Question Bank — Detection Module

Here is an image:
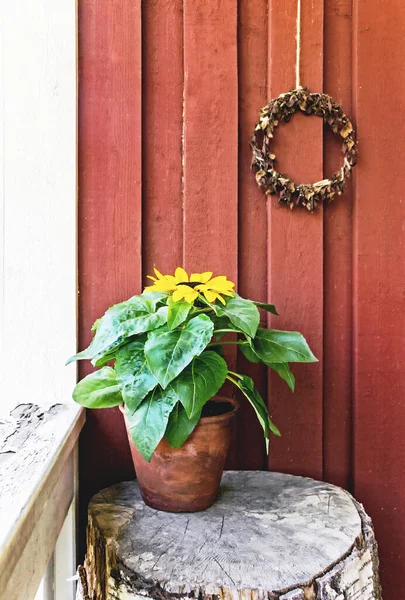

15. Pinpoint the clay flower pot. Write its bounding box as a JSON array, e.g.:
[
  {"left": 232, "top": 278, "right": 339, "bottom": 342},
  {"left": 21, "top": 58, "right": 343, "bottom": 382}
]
[{"left": 120, "top": 396, "right": 239, "bottom": 512}]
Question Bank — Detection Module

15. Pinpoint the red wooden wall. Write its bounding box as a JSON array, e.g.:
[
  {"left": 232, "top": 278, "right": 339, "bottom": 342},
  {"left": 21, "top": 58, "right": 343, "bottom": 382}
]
[{"left": 78, "top": 1, "right": 405, "bottom": 596}]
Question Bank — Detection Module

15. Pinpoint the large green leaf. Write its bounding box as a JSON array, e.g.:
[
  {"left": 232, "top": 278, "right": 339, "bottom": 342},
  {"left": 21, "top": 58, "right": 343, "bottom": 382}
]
[
  {"left": 217, "top": 295, "right": 260, "bottom": 338},
  {"left": 240, "top": 339, "right": 296, "bottom": 391},
  {"left": 236, "top": 375, "right": 280, "bottom": 439},
  {"left": 240, "top": 342, "right": 261, "bottom": 364},
  {"left": 212, "top": 314, "right": 244, "bottom": 340},
  {"left": 169, "top": 351, "right": 228, "bottom": 418},
  {"left": 144, "top": 315, "right": 214, "bottom": 389},
  {"left": 115, "top": 341, "right": 157, "bottom": 411},
  {"left": 253, "top": 301, "right": 279, "bottom": 315},
  {"left": 141, "top": 291, "right": 168, "bottom": 308},
  {"left": 109, "top": 294, "right": 159, "bottom": 315},
  {"left": 93, "top": 349, "right": 117, "bottom": 367},
  {"left": 66, "top": 299, "right": 168, "bottom": 365},
  {"left": 165, "top": 402, "right": 201, "bottom": 448},
  {"left": 252, "top": 328, "right": 318, "bottom": 363},
  {"left": 72, "top": 367, "right": 123, "bottom": 408},
  {"left": 125, "top": 386, "right": 177, "bottom": 461},
  {"left": 268, "top": 362, "right": 295, "bottom": 391},
  {"left": 167, "top": 297, "right": 192, "bottom": 330},
  {"left": 91, "top": 318, "right": 101, "bottom": 333}
]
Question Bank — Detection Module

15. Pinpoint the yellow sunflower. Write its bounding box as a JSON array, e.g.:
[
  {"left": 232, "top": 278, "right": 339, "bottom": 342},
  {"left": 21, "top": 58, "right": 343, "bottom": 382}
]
[{"left": 144, "top": 267, "right": 235, "bottom": 305}]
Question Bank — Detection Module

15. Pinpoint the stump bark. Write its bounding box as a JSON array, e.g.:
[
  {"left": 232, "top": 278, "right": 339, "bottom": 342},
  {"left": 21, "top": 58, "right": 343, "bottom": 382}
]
[{"left": 82, "top": 471, "right": 382, "bottom": 600}]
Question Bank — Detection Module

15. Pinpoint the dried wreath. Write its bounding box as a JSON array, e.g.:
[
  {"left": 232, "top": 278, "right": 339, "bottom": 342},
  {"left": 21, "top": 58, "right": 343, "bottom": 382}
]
[{"left": 251, "top": 87, "right": 358, "bottom": 212}]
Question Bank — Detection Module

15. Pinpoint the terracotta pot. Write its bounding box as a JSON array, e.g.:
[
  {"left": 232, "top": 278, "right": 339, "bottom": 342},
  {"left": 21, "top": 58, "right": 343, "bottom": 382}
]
[{"left": 120, "top": 396, "right": 239, "bottom": 512}]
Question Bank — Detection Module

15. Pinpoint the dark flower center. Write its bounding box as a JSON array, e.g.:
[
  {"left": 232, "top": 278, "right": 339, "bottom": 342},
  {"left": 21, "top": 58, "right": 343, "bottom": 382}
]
[{"left": 177, "top": 281, "right": 204, "bottom": 289}]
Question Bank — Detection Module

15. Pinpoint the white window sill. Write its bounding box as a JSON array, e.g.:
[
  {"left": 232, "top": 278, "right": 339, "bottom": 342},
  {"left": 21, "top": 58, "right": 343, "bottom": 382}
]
[{"left": 0, "top": 403, "right": 85, "bottom": 600}]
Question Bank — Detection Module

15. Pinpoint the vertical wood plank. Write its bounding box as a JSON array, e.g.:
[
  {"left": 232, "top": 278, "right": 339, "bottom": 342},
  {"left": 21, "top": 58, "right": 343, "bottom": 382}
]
[
  {"left": 142, "top": 0, "right": 183, "bottom": 278},
  {"left": 183, "top": 0, "right": 239, "bottom": 465},
  {"left": 353, "top": 0, "right": 405, "bottom": 596},
  {"left": 322, "top": 0, "right": 353, "bottom": 490},
  {"left": 183, "top": 0, "right": 238, "bottom": 279},
  {"left": 78, "top": 0, "right": 142, "bottom": 534},
  {"left": 237, "top": 0, "right": 268, "bottom": 469},
  {"left": 267, "top": 0, "right": 324, "bottom": 478}
]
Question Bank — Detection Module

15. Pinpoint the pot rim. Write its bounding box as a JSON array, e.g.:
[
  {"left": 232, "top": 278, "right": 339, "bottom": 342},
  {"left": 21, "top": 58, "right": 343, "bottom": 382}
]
[
  {"left": 119, "top": 396, "right": 239, "bottom": 423},
  {"left": 199, "top": 396, "right": 239, "bottom": 424}
]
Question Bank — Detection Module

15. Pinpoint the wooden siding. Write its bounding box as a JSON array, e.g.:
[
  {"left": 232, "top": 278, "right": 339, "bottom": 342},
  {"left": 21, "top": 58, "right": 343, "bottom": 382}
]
[{"left": 78, "top": 1, "right": 405, "bottom": 597}]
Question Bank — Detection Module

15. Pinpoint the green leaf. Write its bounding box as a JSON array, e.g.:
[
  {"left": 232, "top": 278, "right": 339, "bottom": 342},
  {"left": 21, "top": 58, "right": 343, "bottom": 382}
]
[
  {"left": 144, "top": 315, "right": 214, "bottom": 389},
  {"left": 211, "top": 344, "right": 225, "bottom": 359},
  {"left": 72, "top": 367, "right": 123, "bottom": 408},
  {"left": 252, "top": 328, "right": 318, "bottom": 363},
  {"left": 93, "top": 349, "right": 117, "bottom": 367},
  {"left": 235, "top": 375, "right": 280, "bottom": 438},
  {"left": 66, "top": 299, "right": 168, "bottom": 365},
  {"left": 91, "top": 318, "right": 101, "bottom": 333},
  {"left": 217, "top": 295, "right": 260, "bottom": 338},
  {"left": 115, "top": 341, "right": 157, "bottom": 411},
  {"left": 212, "top": 315, "right": 244, "bottom": 339},
  {"left": 169, "top": 351, "right": 228, "bottom": 418},
  {"left": 147, "top": 324, "right": 169, "bottom": 338},
  {"left": 165, "top": 402, "right": 200, "bottom": 448},
  {"left": 269, "top": 362, "right": 295, "bottom": 391},
  {"left": 240, "top": 342, "right": 261, "bottom": 364},
  {"left": 167, "top": 297, "right": 192, "bottom": 330},
  {"left": 141, "top": 291, "right": 168, "bottom": 308},
  {"left": 125, "top": 386, "right": 177, "bottom": 461},
  {"left": 240, "top": 338, "right": 296, "bottom": 391},
  {"left": 93, "top": 334, "right": 148, "bottom": 368},
  {"left": 253, "top": 302, "right": 279, "bottom": 315}
]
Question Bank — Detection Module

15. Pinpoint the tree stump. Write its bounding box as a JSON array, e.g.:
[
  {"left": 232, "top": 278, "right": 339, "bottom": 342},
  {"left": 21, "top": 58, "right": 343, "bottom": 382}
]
[{"left": 82, "top": 471, "right": 382, "bottom": 600}]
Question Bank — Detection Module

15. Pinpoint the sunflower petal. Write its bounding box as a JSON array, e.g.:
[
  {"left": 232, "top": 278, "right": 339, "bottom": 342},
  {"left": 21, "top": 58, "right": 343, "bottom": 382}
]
[
  {"left": 172, "top": 288, "right": 185, "bottom": 302},
  {"left": 146, "top": 275, "right": 157, "bottom": 282},
  {"left": 209, "top": 284, "right": 235, "bottom": 294},
  {"left": 164, "top": 275, "right": 178, "bottom": 284},
  {"left": 203, "top": 290, "right": 218, "bottom": 303},
  {"left": 190, "top": 271, "right": 213, "bottom": 283},
  {"left": 175, "top": 267, "right": 189, "bottom": 283},
  {"left": 183, "top": 290, "right": 199, "bottom": 303},
  {"left": 150, "top": 279, "right": 177, "bottom": 292},
  {"left": 205, "top": 275, "right": 228, "bottom": 286},
  {"left": 216, "top": 294, "right": 227, "bottom": 305},
  {"left": 153, "top": 268, "right": 165, "bottom": 280},
  {"left": 172, "top": 285, "right": 189, "bottom": 302},
  {"left": 212, "top": 286, "right": 235, "bottom": 298}
]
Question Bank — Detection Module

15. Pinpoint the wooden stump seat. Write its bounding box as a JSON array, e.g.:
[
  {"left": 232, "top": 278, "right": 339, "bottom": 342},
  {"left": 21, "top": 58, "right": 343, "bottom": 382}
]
[{"left": 80, "top": 471, "right": 381, "bottom": 600}]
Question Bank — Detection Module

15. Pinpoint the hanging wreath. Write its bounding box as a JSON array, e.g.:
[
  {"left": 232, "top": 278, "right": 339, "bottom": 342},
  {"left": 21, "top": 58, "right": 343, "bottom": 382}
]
[{"left": 251, "top": 87, "right": 358, "bottom": 212}]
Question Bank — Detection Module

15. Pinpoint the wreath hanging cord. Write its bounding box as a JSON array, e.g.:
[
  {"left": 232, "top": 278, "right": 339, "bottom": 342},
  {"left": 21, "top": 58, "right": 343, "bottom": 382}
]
[{"left": 251, "top": 0, "right": 357, "bottom": 212}]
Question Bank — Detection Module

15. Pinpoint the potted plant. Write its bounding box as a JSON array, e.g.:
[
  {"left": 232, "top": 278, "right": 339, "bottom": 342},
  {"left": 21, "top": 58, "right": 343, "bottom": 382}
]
[{"left": 67, "top": 268, "right": 317, "bottom": 512}]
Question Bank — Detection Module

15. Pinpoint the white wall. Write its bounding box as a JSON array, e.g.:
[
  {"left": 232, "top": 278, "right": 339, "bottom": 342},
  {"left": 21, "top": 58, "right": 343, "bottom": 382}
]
[{"left": 0, "top": 0, "right": 77, "bottom": 414}]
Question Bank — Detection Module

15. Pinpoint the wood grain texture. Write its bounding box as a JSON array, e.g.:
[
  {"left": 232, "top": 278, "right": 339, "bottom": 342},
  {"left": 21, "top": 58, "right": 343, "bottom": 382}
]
[
  {"left": 182, "top": 0, "right": 238, "bottom": 278},
  {"left": 183, "top": 0, "right": 239, "bottom": 466},
  {"left": 78, "top": 0, "right": 142, "bottom": 522},
  {"left": 82, "top": 472, "right": 381, "bottom": 599},
  {"left": 322, "top": 0, "right": 353, "bottom": 490},
  {"left": 0, "top": 404, "right": 84, "bottom": 600},
  {"left": 77, "top": 1, "right": 405, "bottom": 591},
  {"left": 4, "top": 454, "right": 74, "bottom": 600},
  {"left": 78, "top": 0, "right": 142, "bottom": 321},
  {"left": 236, "top": 0, "right": 268, "bottom": 469},
  {"left": 353, "top": 0, "right": 405, "bottom": 597},
  {"left": 142, "top": 0, "right": 183, "bottom": 278},
  {"left": 267, "top": 0, "right": 324, "bottom": 478}
]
